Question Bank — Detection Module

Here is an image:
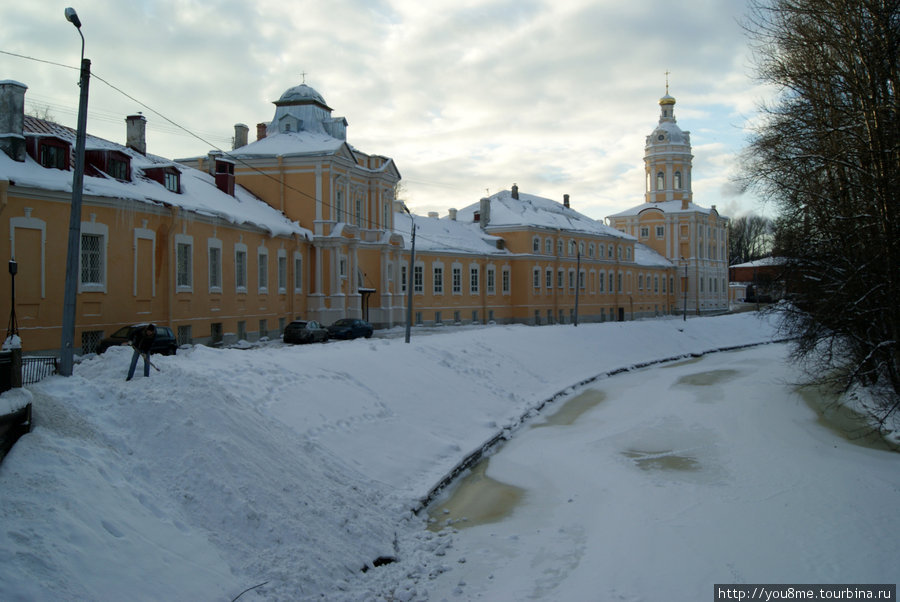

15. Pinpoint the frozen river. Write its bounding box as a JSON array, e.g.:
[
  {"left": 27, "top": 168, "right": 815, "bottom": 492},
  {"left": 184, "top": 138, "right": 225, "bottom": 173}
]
[{"left": 424, "top": 343, "right": 900, "bottom": 600}]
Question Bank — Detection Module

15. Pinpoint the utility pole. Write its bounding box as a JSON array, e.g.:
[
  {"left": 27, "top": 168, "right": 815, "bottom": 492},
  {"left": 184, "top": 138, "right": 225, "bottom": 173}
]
[
  {"left": 403, "top": 207, "right": 415, "bottom": 344},
  {"left": 60, "top": 7, "right": 90, "bottom": 376}
]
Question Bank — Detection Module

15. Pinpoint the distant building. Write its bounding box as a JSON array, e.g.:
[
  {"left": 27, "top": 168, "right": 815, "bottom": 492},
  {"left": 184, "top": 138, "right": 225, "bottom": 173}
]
[{"left": 607, "top": 90, "right": 729, "bottom": 315}]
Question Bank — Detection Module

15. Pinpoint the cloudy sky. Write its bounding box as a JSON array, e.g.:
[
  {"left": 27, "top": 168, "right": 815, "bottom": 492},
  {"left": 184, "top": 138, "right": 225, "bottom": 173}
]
[{"left": 1, "top": 0, "right": 772, "bottom": 221}]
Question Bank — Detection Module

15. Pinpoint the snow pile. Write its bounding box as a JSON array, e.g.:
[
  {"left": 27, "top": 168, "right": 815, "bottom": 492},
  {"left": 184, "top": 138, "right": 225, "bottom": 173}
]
[{"left": 1, "top": 314, "right": 789, "bottom": 599}]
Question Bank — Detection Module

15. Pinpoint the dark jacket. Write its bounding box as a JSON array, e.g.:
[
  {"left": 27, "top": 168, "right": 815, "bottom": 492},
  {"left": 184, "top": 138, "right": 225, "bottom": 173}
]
[{"left": 131, "top": 326, "right": 156, "bottom": 354}]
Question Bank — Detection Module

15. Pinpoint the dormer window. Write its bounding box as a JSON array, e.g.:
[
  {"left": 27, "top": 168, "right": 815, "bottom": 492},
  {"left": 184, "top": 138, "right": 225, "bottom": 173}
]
[
  {"left": 85, "top": 149, "right": 131, "bottom": 181},
  {"left": 26, "top": 135, "right": 71, "bottom": 170},
  {"left": 40, "top": 143, "right": 68, "bottom": 169},
  {"left": 142, "top": 165, "right": 181, "bottom": 194}
]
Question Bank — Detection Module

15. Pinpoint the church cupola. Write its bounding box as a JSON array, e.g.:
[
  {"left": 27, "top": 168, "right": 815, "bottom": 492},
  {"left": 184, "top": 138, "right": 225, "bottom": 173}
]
[
  {"left": 644, "top": 83, "right": 693, "bottom": 205},
  {"left": 267, "top": 82, "right": 348, "bottom": 140}
]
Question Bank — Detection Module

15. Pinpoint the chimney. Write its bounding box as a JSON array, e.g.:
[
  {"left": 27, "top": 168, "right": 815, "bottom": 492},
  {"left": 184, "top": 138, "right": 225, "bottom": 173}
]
[
  {"left": 125, "top": 113, "right": 147, "bottom": 155},
  {"left": 428, "top": 211, "right": 439, "bottom": 218},
  {"left": 563, "top": 194, "right": 570, "bottom": 208},
  {"left": 448, "top": 208, "right": 457, "bottom": 221},
  {"left": 233, "top": 123, "right": 249, "bottom": 149},
  {"left": 0, "top": 80, "right": 28, "bottom": 162},
  {"left": 478, "top": 197, "right": 491, "bottom": 229},
  {"left": 256, "top": 122, "right": 268, "bottom": 141},
  {"left": 681, "top": 198, "right": 689, "bottom": 210},
  {"left": 511, "top": 183, "right": 519, "bottom": 199},
  {"left": 207, "top": 151, "right": 220, "bottom": 176},
  {"left": 393, "top": 200, "right": 406, "bottom": 214}
]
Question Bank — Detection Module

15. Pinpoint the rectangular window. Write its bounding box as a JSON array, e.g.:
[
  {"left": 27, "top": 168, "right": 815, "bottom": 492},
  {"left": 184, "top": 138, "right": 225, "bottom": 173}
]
[
  {"left": 599, "top": 271, "right": 605, "bottom": 293},
  {"left": 81, "top": 330, "right": 102, "bottom": 355},
  {"left": 486, "top": 267, "right": 496, "bottom": 294},
  {"left": 502, "top": 268, "right": 510, "bottom": 294},
  {"left": 435, "top": 311, "right": 442, "bottom": 324},
  {"left": 579, "top": 271, "right": 585, "bottom": 289},
  {"left": 277, "top": 253, "right": 287, "bottom": 293},
  {"left": 177, "top": 325, "right": 192, "bottom": 346},
  {"left": 656, "top": 226, "right": 665, "bottom": 238},
  {"left": 80, "top": 233, "right": 103, "bottom": 285},
  {"left": 237, "top": 320, "right": 246, "bottom": 341},
  {"left": 568, "top": 270, "right": 575, "bottom": 289},
  {"left": 640, "top": 226, "right": 649, "bottom": 238},
  {"left": 209, "top": 246, "right": 222, "bottom": 290},
  {"left": 546, "top": 268, "right": 553, "bottom": 289},
  {"left": 211, "top": 322, "right": 223, "bottom": 345},
  {"left": 39, "top": 143, "right": 68, "bottom": 170},
  {"left": 557, "top": 269, "right": 564, "bottom": 289},
  {"left": 433, "top": 266, "right": 444, "bottom": 294},
  {"left": 413, "top": 265, "right": 423, "bottom": 293},
  {"left": 401, "top": 265, "right": 407, "bottom": 293},
  {"left": 470, "top": 266, "right": 479, "bottom": 294},
  {"left": 109, "top": 158, "right": 128, "bottom": 180},
  {"left": 176, "top": 242, "right": 192, "bottom": 289},
  {"left": 258, "top": 251, "right": 268, "bottom": 293},
  {"left": 472, "top": 310, "right": 478, "bottom": 323},
  {"left": 415, "top": 311, "right": 423, "bottom": 325},
  {"left": 293, "top": 254, "right": 303, "bottom": 292},
  {"left": 533, "top": 268, "right": 541, "bottom": 289},
  {"left": 235, "top": 249, "right": 248, "bottom": 290},
  {"left": 164, "top": 171, "right": 180, "bottom": 193},
  {"left": 452, "top": 266, "right": 462, "bottom": 293}
]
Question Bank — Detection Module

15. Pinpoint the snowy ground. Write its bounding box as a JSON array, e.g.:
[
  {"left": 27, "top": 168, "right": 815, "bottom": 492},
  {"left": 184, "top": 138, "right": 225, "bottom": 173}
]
[{"left": 0, "top": 313, "right": 896, "bottom": 600}]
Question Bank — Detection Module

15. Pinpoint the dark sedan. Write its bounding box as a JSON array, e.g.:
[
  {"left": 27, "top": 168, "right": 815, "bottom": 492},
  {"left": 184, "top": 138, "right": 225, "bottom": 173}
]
[
  {"left": 96, "top": 324, "right": 178, "bottom": 355},
  {"left": 327, "top": 318, "right": 374, "bottom": 340},
  {"left": 283, "top": 320, "right": 329, "bottom": 344}
]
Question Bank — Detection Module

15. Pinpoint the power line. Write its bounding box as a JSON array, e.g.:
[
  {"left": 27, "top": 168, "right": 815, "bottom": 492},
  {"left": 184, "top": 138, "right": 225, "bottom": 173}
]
[{"left": 3, "top": 47, "right": 499, "bottom": 257}]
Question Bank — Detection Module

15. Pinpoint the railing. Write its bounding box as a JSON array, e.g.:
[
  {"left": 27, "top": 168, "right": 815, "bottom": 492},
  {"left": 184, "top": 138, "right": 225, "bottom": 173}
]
[{"left": 22, "top": 356, "right": 58, "bottom": 385}]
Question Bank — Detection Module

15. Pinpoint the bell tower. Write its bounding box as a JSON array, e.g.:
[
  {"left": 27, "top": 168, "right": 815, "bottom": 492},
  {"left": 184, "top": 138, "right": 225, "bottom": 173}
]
[{"left": 643, "top": 83, "right": 693, "bottom": 206}]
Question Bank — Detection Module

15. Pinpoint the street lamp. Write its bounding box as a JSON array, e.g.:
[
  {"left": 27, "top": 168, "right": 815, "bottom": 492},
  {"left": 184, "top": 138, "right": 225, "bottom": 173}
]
[
  {"left": 59, "top": 7, "right": 91, "bottom": 376},
  {"left": 402, "top": 205, "right": 416, "bottom": 344}
]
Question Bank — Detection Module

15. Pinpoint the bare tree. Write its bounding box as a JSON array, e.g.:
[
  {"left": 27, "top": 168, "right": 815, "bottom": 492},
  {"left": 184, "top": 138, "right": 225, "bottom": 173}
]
[
  {"left": 742, "top": 0, "right": 900, "bottom": 424},
  {"left": 728, "top": 214, "right": 774, "bottom": 265}
]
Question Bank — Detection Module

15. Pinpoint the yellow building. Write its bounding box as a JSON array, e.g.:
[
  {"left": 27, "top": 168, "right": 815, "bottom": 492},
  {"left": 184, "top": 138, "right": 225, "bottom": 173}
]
[
  {"left": 396, "top": 185, "right": 677, "bottom": 326},
  {"left": 607, "top": 90, "right": 729, "bottom": 314},
  {"left": 1, "top": 80, "right": 313, "bottom": 354},
  {"left": 1, "top": 78, "right": 722, "bottom": 359},
  {"left": 178, "top": 83, "right": 405, "bottom": 328}
]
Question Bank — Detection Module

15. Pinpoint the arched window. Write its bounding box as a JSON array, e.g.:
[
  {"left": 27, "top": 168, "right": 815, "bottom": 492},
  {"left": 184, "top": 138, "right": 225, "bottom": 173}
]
[
  {"left": 657, "top": 172, "right": 665, "bottom": 190},
  {"left": 674, "top": 171, "right": 682, "bottom": 189}
]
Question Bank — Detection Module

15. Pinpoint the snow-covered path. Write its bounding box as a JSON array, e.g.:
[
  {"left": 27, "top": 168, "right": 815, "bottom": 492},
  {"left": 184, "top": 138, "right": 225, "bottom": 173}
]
[
  {"left": 1, "top": 313, "right": 896, "bottom": 600},
  {"left": 423, "top": 344, "right": 900, "bottom": 600}
]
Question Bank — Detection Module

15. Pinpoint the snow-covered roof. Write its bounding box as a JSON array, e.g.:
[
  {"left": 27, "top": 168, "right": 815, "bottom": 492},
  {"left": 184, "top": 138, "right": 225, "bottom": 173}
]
[
  {"left": 634, "top": 243, "right": 673, "bottom": 268},
  {"left": 456, "top": 190, "right": 633, "bottom": 240},
  {"left": 394, "top": 211, "right": 508, "bottom": 255},
  {"left": 225, "top": 130, "right": 347, "bottom": 158},
  {"left": 608, "top": 200, "right": 720, "bottom": 218},
  {"left": 730, "top": 257, "right": 787, "bottom": 269},
  {"left": 2, "top": 117, "right": 311, "bottom": 239}
]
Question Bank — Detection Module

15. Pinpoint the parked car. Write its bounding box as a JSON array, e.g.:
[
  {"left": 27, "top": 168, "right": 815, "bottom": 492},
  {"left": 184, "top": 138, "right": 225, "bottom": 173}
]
[
  {"left": 96, "top": 324, "right": 178, "bottom": 355},
  {"left": 283, "top": 320, "right": 329, "bottom": 344},
  {"left": 327, "top": 318, "right": 374, "bottom": 340}
]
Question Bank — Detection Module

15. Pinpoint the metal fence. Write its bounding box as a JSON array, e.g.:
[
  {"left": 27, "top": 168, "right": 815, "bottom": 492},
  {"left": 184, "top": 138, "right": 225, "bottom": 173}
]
[{"left": 22, "top": 356, "right": 58, "bottom": 385}]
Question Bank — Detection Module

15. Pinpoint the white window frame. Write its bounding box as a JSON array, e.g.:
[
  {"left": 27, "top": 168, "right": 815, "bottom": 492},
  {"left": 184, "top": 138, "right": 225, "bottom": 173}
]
[
  {"left": 469, "top": 264, "right": 479, "bottom": 295},
  {"left": 293, "top": 252, "right": 303, "bottom": 293},
  {"left": 452, "top": 264, "right": 462, "bottom": 295},
  {"left": 79, "top": 221, "right": 108, "bottom": 293},
  {"left": 277, "top": 249, "right": 287, "bottom": 294},
  {"left": 486, "top": 265, "right": 496, "bottom": 295},
  {"left": 208, "top": 238, "right": 222, "bottom": 293},
  {"left": 257, "top": 246, "right": 269, "bottom": 294},
  {"left": 235, "top": 243, "right": 248, "bottom": 293},
  {"left": 433, "top": 263, "right": 444, "bottom": 295}
]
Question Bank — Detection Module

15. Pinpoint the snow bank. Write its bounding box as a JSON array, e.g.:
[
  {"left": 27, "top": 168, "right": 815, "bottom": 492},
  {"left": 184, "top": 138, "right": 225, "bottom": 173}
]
[{"left": 0, "top": 313, "right": 782, "bottom": 600}]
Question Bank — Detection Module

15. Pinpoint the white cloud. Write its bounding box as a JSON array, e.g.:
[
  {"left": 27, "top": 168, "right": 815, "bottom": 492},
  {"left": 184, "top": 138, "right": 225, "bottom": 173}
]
[{"left": 1, "top": 0, "right": 773, "bottom": 222}]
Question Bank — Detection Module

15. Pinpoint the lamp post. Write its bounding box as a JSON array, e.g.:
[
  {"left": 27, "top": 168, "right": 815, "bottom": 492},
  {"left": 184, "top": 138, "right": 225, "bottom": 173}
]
[
  {"left": 6, "top": 259, "right": 17, "bottom": 340},
  {"left": 59, "top": 7, "right": 91, "bottom": 376},
  {"left": 402, "top": 206, "right": 416, "bottom": 344}
]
